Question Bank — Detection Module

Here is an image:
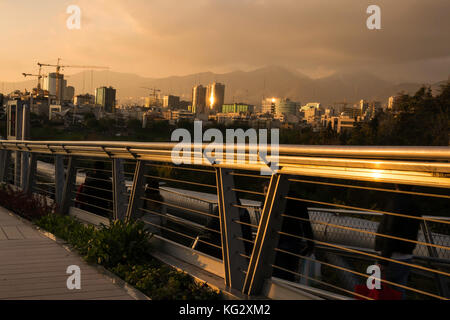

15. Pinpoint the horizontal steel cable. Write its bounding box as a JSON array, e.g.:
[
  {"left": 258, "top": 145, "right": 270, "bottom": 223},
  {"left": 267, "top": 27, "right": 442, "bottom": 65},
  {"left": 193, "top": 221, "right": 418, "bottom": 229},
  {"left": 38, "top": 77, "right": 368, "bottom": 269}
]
[
  {"left": 141, "top": 219, "right": 222, "bottom": 250},
  {"left": 144, "top": 174, "right": 217, "bottom": 189},
  {"left": 75, "top": 184, "right": 112, "bottom": 194},
  {"left": 273, "top": 247, "right": 447, "bottom": 300},
  {"left": 270, "top": 264, "right": 373, "bottom": 300},
  {"left": 145, "top": 163, "right": 215, "bottom": 174},
  {"left": 229, "top": 172, "right": 271, "bottom": 179},
  {"left": 71, "top": 190, "right": 113, "bottom": 203},
  {"left": 140, "top": 196, "right": 219, "bottom": 219},
  {"left": 71, "top": 199, "right": 113, "bottom": 213},
  {"left": 276, "top": 230, "right": 450, "bottom": 278},
  {"left": 285, "top": 196, "right": 450, "bottom": 226},
  {"left": 281, "top": 213, "right": 450, "bottom": 252},
  {"left": 138, "top": 207, "right": 221, "bottom": 234},
  {"left": 32, "top": 186, "right": 55, "bottom": 195},
  {"left": 232, "top": 188, "right": 266, "bottom": 196},
  {"left": 233, "top": 219, "right": 259, "bottom": 229},
  {"left": 289, "top": 178, "right": 450, "bottom": 200}
]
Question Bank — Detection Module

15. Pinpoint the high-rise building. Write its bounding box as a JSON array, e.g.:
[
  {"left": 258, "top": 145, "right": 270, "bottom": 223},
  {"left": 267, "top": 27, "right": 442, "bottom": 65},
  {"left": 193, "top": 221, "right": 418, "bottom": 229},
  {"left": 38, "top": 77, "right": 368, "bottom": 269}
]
[
  {"left": 206, "top": 82, "right": 225, "bottom": 113},
  {"left": 359, "top": 100, "right": 369, "bottom": 114},
  {"left": 192, "top": 85, "right": 207, "bottom": 114},
  {"left": 388, "top": 96, "right": 401, "bottom": 110},
  {"left": 276, "top": 99, "right": 299, "bottom": 115},
  {"left": 261, "top": 98, "right": 279, "bottom": 114},
  {"left": 163, "top": 95, "right": 180, "bottom": 109},
  {"left": 43, "top": 72, "right": 66, "bottom": 102},
  {"left": 95, "top": 86, "right": 116, "bottom": 113}
]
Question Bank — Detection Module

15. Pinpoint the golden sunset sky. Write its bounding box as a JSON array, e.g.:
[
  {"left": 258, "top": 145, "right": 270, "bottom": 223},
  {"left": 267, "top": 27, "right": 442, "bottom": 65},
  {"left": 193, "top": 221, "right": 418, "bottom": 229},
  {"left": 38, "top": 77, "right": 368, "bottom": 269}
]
[{"left": 0, "top": 0, "right": 449, "bottom": 82}]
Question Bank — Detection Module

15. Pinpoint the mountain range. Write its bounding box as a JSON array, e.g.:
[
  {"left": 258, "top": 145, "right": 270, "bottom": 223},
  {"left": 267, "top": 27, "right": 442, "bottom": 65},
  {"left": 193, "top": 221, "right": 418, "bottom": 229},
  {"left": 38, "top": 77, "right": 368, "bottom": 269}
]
[{"left": 1, "top": 66, "right": 444, "bottom": 106}]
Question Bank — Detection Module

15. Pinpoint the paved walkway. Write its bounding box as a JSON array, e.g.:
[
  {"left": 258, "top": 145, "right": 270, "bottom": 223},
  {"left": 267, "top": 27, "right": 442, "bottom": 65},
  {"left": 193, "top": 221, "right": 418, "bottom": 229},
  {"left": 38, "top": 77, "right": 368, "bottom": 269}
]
[{"left": 0, "top": 207, "right": 139, "bottom": 300}]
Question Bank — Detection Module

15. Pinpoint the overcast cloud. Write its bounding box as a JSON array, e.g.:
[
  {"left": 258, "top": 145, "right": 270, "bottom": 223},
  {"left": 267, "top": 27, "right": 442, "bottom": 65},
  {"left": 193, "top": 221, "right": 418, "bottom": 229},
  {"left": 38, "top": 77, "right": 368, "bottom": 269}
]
[{"left": 0, "top": 0, "right": 449, "bottom": 82}]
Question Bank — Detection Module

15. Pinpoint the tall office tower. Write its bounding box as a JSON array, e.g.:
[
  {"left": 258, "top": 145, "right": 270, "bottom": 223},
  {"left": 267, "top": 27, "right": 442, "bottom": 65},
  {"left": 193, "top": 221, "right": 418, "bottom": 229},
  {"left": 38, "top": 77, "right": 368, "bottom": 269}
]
[
  {"left": 388, "top": 96, "right": 401, "bottom": 110},
  {"left": 43, "top": 72, "right": 66, "bottom": 102},
  {"left": 359, "top": 99, "right": 369, "bottom": 115},
  {"left": 205, "top": 82, "right": 225, "bottom": 113},
  {"left": 163, "top": 95, "right": 180, "bottom": 109},
  {"left": 95, "top": 86, "right": 116, "bottom": 113},
  {"left": 192, "top": 85, "right": 207, "bottom": 114}
]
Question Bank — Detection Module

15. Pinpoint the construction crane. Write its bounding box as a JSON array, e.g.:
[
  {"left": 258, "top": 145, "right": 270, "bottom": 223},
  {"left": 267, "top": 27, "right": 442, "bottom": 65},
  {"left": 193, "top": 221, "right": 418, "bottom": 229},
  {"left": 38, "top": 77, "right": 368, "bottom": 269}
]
[
  {"left": 22, "top": 64, "right": 46, "bottom": 90},
  {"left": 141, "top": 87, "right": 161, "bottom": 107},
  {"left": 22, "top": 73, "right": 47, "bottom": 91},
  {"left": 37, "top": 58, "right": 110, "bottom": 103}
]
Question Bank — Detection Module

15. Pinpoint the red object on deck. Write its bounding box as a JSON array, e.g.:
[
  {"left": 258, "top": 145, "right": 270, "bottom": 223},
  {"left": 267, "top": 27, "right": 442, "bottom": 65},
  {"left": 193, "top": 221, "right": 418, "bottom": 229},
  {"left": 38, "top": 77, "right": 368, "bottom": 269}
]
[{"left": 354, "top": 284, "right": 403, "bottom": 300}]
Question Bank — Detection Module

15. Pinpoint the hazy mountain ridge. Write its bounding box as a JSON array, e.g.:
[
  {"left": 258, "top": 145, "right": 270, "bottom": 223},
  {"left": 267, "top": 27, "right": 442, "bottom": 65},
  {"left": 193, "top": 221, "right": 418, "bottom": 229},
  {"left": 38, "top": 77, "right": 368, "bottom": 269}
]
[{"left": 1, "top": 66, "right": 440, "bottom": 106}]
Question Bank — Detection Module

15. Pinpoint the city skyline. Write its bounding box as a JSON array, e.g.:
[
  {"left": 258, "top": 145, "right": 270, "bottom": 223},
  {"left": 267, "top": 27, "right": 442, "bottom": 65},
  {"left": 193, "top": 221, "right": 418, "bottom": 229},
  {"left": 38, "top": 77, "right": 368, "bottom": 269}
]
[{"left": 0, "top": 0, "right": 449, "bottom": 83}]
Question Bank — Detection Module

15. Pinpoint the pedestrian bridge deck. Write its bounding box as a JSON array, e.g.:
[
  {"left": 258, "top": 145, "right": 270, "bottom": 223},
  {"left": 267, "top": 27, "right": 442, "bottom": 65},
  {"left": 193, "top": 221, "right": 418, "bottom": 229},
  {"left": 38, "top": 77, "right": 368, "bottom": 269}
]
[{"left": 0, "top": 206, "right": 138, "bottom": 300}]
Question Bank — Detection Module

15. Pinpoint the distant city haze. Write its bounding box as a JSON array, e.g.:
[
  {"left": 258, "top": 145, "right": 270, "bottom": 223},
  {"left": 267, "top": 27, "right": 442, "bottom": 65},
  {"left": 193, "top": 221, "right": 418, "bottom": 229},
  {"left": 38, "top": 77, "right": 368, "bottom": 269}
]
[{"left": 0, "top": 0, "right": 449, "bottom": 85}]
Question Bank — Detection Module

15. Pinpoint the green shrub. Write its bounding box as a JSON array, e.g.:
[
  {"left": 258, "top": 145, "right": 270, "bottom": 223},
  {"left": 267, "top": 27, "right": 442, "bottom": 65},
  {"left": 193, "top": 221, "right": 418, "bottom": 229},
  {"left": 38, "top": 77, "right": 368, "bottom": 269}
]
[
  {"left": 112, "top": 264, "right": 221, "bottom": 300},
  {"left": 84, "top": 220, "right": 153, "bottom": 268},
  {"left": 35, "top": 214, "right": 221, "bottom": 300},
  {"left": 36, "top": 214, "right": 95, "bottom": 255}
]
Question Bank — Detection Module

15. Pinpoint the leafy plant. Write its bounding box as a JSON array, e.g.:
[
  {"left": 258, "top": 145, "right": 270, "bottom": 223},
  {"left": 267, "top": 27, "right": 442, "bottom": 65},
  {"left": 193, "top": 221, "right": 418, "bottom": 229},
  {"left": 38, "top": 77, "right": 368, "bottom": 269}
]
[
  {"left": 84, "top": 220, "right": 153, "bottom": 268},
  {"left": 112, "top": 264, "right": 221, "bottom": 300},
  {"left": 36, "top": 214, "right": 95, "bottom": 255},
  {"left": 34, "top": 214, "right": 221, "bottom": 300}
]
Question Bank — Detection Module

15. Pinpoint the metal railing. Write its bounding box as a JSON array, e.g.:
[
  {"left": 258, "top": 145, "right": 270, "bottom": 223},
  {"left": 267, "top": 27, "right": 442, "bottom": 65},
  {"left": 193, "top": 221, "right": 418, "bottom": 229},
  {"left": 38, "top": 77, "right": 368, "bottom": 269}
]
[{"left": 0, "top": 140, "right": 449, "bottom": 300}]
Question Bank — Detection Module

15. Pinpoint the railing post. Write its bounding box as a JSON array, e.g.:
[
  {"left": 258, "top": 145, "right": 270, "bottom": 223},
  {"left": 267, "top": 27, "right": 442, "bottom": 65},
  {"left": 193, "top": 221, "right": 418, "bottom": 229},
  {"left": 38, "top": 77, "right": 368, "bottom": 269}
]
[
  {"left": 126, "top": 160, "right": 147, "bottom": 221},
  {"left": 21, "top": 152, "right": 30, "bottom": 189},
  {"left": 60, "top": 156, "right": 77, "bottom": 215},
  {"left": 216, "top": 168, "right": 248, "bottom": 291},
  {"left": 113, "top": 158, "right": 128, "bottom": 221},
  {"left": 24, "top": 153, "right": 37, "bottom": 195},
  {"left": 421, "top": 221, "right": 450, "bottom": 298},
  {"left": 242, "top": 173, "right": 290, "bottom": 296},
  {"left": 14, "top": 151, "right": 21, "bottom": 186},
  {"left": 54, "top": 155, "right": 65, "bottom": 208},
  {"left": 0, "top": 150, "right": 11, "bottom": 183}
]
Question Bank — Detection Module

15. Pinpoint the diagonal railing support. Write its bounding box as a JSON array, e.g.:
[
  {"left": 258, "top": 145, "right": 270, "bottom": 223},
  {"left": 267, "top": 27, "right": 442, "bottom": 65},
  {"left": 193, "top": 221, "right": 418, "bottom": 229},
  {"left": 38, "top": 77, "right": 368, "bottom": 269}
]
[
  {"left": 126, "top": 160, "right": 147, "bottom": 222},
  {"left": 23, "top": 153, "right": 37, "bottom": 195},
  {"left": 421, "top": 221, "right": 450, "bottom": 298},
  {"left": 216, "top": 168, "right": 248, "bottom": 291},
  {"left": 60, "top": 156, "right": 78, "bottom": 215},
  {"left": 242, "top": 173, "right": 290, "bottom": 296}
]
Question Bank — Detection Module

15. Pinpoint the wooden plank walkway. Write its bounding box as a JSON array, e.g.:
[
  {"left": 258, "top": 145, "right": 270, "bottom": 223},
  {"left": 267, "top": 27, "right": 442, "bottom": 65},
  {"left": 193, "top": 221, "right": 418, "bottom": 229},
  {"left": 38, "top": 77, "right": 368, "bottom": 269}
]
[{"left": 0, "top": 207, "right": 140, "bottom": 300}]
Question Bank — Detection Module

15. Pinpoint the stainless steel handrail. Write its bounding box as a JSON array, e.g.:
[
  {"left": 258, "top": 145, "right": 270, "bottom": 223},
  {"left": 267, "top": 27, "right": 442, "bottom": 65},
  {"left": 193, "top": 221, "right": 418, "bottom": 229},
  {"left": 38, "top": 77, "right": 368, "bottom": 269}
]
[
  {"left": 1, "top": 140, "right": 449, "bottom": 160},
  {"left": 1, "top": 141, "right": 449, "bottom": 187}
]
